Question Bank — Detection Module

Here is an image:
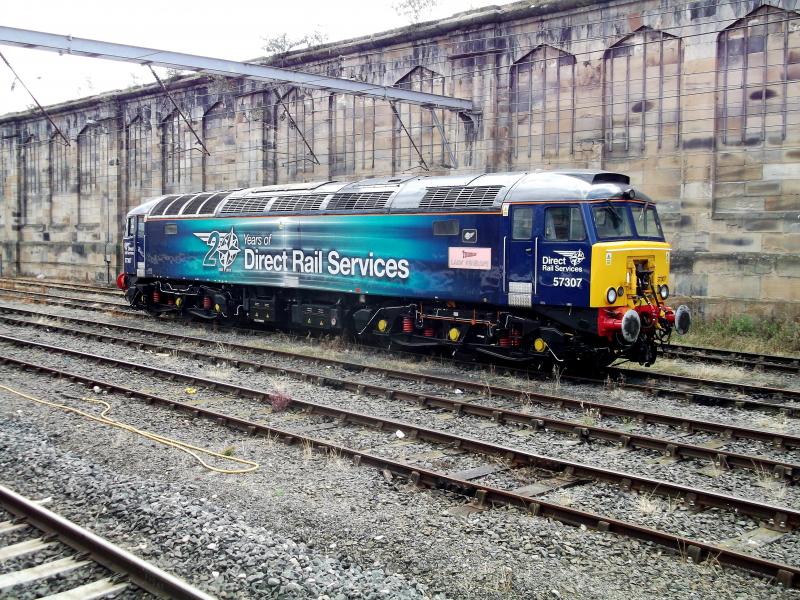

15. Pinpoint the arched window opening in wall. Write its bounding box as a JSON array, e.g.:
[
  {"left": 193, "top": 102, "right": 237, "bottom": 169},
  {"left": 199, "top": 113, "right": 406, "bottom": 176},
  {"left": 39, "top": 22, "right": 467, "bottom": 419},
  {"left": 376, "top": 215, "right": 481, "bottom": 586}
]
[
  {"left": 603, "top": 27, "right": 681, "bottom": 156},
  {"left": 331, "top": 94, "right": 377, "bottom": 176},
  {"left": 717, "top": 5, "right": 800, "bottom": 146},
  {"left": 77, "top": 123, "right": 109, "bottom": 224},
  {"left": 275, "top": 88, "right": 317, "bottom": 182},
  {"left": 160, "top": 110, "right": 194, "bottom": 194},
  {"left": 393, "top": 67, "right": 452, "bottom": 173},
  {"left": 22, "top": 134, "right": 41, "bottom": 225},
  {"left": 510, "top": 45, "right": 576, "bottom": 162},
  {"left": 203, "top": 101, "right": 236, "bottom": 188},
  {"left": 127, "top": 116, "right": 152, "bottom": 195},
  {"left": 714, "top": 5, "right": 800, "bottom": 215},
  {"left": 50, "top": 133, "right": 69, "bottom": 194}
]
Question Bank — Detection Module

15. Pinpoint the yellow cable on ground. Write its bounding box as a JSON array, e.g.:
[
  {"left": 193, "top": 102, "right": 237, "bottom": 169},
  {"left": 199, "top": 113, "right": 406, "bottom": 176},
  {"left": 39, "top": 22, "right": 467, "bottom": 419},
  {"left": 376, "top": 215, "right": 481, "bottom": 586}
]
[{"left": 0, "top": 383, "right": 259, "bottom": 474}]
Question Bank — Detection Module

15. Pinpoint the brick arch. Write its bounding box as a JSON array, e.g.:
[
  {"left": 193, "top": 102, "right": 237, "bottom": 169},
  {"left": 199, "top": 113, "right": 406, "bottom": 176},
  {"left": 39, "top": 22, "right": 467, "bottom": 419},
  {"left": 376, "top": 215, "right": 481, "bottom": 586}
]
[
  {"left": 202, "top": 101, "right": 237, "bottom": 188},
  {"left": 602, "top": 26, "right": 682, "bottom": 157},
  {"left": 392, "top": 67, "right": 452, "bottom": 173},
  {"left": 509, "top": 44, "right": 576, "bottom": 164},
  {"left": 21, "top": 133, "right": 42, "bottom": 225},
  {"left": 713, "top": 4, "right": 800, "bottom": 215},
  {"left": 126, "top": 114, "right": 153, "bottom": 199},
  {"left": 159, "top": 110, "right": 195, "bottom": 194},
  {"left": 274, "top": 87, "right": 318, "bottom": 183}
]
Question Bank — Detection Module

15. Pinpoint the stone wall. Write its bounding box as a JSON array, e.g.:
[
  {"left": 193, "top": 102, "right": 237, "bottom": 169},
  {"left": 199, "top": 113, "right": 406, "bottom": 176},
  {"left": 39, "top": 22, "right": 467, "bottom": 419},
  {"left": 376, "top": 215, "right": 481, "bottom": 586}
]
[{"left": 0, "top": 0, "right": 798, "bottom": 317}]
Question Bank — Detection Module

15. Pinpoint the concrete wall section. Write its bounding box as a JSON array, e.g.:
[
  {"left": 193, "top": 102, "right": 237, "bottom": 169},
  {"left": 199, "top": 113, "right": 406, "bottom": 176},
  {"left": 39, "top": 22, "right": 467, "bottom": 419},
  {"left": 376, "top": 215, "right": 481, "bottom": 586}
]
[{"left": 0, "top": 0, "right": 798, "bottom": 316}]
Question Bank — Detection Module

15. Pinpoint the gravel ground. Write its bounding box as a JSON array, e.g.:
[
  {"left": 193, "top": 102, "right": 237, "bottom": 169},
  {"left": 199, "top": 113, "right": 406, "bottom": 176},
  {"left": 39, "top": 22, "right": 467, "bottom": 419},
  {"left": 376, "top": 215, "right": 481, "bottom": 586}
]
[
  {"left": 3, "top": 299, "right": 797, "bottom": 435},
  {"left": 0, "top": 320, "right": 797, "bottom": 515},
  {"left": 0, "top": 510, "right": 152, "bottom": 599},
  {"left": 1, "top": 370, "right": 798, "bottom": 599},
  {"left": 2, "top": 299, "right": 800, "bottom": 597}
]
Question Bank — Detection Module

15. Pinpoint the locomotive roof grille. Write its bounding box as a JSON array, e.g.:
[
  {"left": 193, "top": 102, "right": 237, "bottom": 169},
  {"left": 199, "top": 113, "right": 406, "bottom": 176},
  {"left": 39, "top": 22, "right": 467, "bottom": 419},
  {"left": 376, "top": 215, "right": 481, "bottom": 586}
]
[
  {"left": 181, "top": 192, "right": 214, "bottom": 215},
  {"left": 420, "top": 185, "right": 503, "bottom": 210},
  {"left": 269, "top": 194, "right": 327, "bottom": 212},
  {"left": 149, "top": 195, "right": 180, "bottom": 216},
  {"left": 164, "top": 193, "right": 199, "bottom": 216},
  {"left": 326, "top": 191, "right": 393, "bottom": 211},
  {"left": 220, "top": 196, "right": 272, "bottom": 215},
  {"left": 199, "top": 191, "right": 235, "bottom": 215}
]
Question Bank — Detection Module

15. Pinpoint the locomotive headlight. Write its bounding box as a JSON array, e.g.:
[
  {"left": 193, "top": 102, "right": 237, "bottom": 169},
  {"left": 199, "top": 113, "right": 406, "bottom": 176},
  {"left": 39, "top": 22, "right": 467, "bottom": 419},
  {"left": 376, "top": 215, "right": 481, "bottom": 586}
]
[
  {"left": 617, "top": 286, "right": 624, "bottom": 298},
  {"left": 606, "top": 287, "right": 617, "bottom": 304},
  {"left": 659, "top": 284, "right": 669, "bottom": 300}
]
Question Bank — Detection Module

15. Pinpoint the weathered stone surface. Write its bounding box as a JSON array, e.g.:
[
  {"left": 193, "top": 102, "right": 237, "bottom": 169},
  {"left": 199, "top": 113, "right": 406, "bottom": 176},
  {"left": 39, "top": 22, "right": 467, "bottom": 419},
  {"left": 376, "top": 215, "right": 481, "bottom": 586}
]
[{"left": 0, "top": 0, "right": 798, "bottom": 315}]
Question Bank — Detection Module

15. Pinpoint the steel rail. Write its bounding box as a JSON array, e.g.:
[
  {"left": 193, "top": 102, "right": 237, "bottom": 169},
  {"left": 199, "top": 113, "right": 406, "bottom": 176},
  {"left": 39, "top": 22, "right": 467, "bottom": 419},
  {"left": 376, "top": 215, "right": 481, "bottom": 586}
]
[
  {"left": 607, "top": 367, "right": 800, "bottom": 404},
  {"left": 0, "top": 288, "right": 132, "bottom": 313},
  {"left": 0, "top": 277, "right": 120, "bottom": 297},
  {"left": 0, "top": 484, "right": 215, "bottom": 599},
  {"left": 1, "top": 284, "right": 798, "bottom": 408},
  {"left": 662, "top": 345, "right": 800, "bottom": 375},
  {"left": 0, "top": 309, "right": 798, "bottom": 479},
  {"left": 0, "top": 334, "right": 797, "bottom": 530},
  {"left": 4, "top": 279, "right": 798, "bottom": 375},
  {"left": 0, "top": 353, "right": 797, "bottom": 588}
]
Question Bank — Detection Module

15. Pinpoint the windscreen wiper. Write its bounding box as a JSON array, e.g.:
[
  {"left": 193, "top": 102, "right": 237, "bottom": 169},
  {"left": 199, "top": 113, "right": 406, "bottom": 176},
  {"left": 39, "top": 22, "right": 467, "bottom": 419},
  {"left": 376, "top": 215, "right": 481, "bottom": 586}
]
[{"left": 604, "top": 199, "right": 622, "bottom": 224}]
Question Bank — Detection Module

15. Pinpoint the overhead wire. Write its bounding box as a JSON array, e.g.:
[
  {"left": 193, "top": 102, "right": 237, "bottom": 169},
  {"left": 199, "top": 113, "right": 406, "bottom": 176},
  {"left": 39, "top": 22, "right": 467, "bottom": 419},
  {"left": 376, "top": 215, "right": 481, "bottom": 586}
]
[{"left": 3, "top": 6, "right": 800, "bottom": 197}]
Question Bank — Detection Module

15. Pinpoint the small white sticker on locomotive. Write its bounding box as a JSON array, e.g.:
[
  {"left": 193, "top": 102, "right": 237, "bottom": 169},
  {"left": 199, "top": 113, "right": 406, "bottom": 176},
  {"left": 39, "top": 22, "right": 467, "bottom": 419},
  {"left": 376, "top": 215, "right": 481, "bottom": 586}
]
[
  {"left": 448, "top": 247, "right": 491, "bottom": 270},
  {"left": 606, "top": 252, "right": 612, "bottom": 266}
]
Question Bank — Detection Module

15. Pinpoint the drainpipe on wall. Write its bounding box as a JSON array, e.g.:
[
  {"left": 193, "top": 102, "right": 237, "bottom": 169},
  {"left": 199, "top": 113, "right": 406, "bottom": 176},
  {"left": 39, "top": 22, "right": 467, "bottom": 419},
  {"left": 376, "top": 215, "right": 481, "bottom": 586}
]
[{"left": 13, "top": 122, "right": 22, "bottom": 275}]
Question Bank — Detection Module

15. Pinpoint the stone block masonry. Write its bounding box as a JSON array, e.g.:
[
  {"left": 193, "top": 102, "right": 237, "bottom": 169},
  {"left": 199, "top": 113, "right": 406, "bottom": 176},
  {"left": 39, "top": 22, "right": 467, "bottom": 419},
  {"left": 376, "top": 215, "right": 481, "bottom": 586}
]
[{"left": 0, "top": 0, "right": 799, "bottom": 318}]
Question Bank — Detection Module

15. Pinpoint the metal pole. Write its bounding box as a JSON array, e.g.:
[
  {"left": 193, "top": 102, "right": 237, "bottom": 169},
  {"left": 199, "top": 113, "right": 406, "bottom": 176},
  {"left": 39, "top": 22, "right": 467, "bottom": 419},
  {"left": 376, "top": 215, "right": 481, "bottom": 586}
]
[{"left": 0, "top": 26, "right": 474, "bottom": 113}]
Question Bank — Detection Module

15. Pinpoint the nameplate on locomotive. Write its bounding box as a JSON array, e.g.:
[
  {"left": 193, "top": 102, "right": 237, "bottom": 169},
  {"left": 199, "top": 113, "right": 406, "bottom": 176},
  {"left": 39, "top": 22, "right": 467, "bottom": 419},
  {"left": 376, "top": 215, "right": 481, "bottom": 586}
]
[{"left": 448, "top": 247, "right": 491, "bottom": 270}]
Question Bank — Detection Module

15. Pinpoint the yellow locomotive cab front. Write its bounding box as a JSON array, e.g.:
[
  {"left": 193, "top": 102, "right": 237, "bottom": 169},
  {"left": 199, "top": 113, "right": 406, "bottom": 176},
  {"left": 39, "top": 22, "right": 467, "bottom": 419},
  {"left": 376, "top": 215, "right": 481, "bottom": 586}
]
[{"left": 589, "top": 240, "right": 671, "bottom": 308}]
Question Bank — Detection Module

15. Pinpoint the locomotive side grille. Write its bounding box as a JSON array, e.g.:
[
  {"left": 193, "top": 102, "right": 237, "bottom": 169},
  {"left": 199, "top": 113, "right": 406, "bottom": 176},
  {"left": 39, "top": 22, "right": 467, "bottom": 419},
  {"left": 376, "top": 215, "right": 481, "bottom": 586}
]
[
  {"left": 164, "top": 193, "right": 199, "bottom": 216},
  {"left": 326, "top": 191, "right": 393, "bottom": 211},
  {"left": 181, "top": 193, "right": 214, "bottom": 215},
  {"left": 219, "top": 196, "right": 271, "bottom": 215},
  {"left": 149, "top": 195, "right": 180, "bottom": 216},
  {"left": 269, "top": 194, "right": 326, "bottom": 212},
  {"left": 419, "top": 186, "right": 503, "bottom": 210}
]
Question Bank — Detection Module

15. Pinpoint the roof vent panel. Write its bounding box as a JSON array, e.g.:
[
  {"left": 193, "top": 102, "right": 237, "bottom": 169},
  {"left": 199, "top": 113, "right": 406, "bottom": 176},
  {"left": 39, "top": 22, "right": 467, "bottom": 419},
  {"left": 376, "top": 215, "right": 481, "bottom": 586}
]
[
  {"left": 219, "top": 196, "right": 272, "bottom": 215},
  {"left": 326, "top": 191, "right": 393, "bottom": 211},
  {"left": 164, "top": 193, "right": 199, "bottom": 216},
  {"left": 149, "top": 195, "right": 180, "bottom": 216},
  {"left": 269, "top": 194, "right": 327, "bottom": 212},
  {"left": 181, "top": 193, "right": 214, "bottom": 215},
  {"left": 419, "top": 186, "right": 503, "bottom": 210}
]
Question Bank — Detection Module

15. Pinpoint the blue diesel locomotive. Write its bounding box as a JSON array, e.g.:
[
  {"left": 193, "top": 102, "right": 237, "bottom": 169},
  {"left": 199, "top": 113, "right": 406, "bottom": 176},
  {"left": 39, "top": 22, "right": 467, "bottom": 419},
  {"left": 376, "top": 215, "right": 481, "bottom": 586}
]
[{"left": 118, "top": 170, "right": 690, "bottom": 369}]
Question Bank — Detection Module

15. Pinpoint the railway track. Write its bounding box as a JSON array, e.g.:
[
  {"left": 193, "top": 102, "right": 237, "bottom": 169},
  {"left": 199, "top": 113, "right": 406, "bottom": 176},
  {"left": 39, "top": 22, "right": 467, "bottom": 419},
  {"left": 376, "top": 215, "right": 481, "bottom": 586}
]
[
  {"left": 0, "top": 306, "right": 797, "bottom": 480},
  {"left": 3, "top": 276, "right": 798, "bottom": 375},
  {"left": 1, "top": 299, "right": 797, "bottom": 425},
  {"left": 0, "top": 276, "right": 119, "bottom": 297},
  {"left": 1, "top": 343, "right": 798, "bottom": 588},
  {"left": 660, "top": 345, "right": 800, "bottom": 375},
  {"left": 0, "top": 483, "right": 214, "bottom": 599},
  {"left": 0, "top": 283, "right": 797, "bottom": 409}
]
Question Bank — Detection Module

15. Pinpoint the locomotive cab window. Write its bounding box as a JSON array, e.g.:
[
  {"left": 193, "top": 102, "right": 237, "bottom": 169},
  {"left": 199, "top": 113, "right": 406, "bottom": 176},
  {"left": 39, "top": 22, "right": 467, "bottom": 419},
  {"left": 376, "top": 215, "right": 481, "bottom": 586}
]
[
  {"left": 544, "top": 206, "right": 586, "bottom": 241},
  {"left": 126, "top": 217, "right": 134, "bottom": 237},
  {"left": 512, "top": 206, "right": 533, "bottom": 240},
  {"left": 433, "top": 219, "right": 459, "bottom": 236},
  {"left": 634, "top": 205, "right": 664, "bottom": 239},
  {"left": 136, "top": 217, "right": 145, "bottom": 236},
  {"left": 592, "top": 204, "right": 633, "bottom": 239}
]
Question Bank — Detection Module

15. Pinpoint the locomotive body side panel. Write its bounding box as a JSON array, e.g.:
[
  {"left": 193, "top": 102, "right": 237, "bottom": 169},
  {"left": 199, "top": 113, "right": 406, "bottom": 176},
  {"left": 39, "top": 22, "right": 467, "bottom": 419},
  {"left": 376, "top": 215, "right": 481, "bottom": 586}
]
[{"left": 143, "top": 212, "right": 506, "bottom": 305}]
